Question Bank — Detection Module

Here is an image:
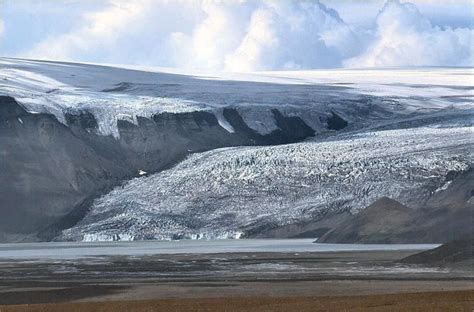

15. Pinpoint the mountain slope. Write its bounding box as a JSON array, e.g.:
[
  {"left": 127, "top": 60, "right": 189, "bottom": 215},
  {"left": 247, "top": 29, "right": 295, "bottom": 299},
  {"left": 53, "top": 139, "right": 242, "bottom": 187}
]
[
  {"left": 401, "top": 238, "right": 474, "bottom": 267},
  {"left": 318, "top": 169, "right": 474, "bottom": 244},
  {"left": 1, "top": 58, "right": 473, "bottom": 242},
  {"left": 0, "top": 96, "right": 319, "bottom": 241},
  {"left": 317, "top": 197, "right": 414, "bottom": 243},
  {"left": 60, "top": 124, "right": 473, "bottom": 241}
]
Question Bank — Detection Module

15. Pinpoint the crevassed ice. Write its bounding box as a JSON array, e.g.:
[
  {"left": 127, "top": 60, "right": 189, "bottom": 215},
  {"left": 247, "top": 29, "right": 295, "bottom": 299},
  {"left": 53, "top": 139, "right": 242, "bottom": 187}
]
[{"left": 61, "top": 125, "right": 473, "bottom": 241}]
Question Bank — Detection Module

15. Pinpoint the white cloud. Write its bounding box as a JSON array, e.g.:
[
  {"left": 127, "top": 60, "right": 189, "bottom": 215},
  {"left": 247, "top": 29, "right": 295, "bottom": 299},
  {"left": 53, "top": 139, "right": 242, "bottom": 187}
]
[
  {"left": 174, "top": 0, "right": 251, "bottom": 70},
  {"left": 224, "top": 1, "right": 360, "bottom": 71},
  {"left": 161, "top": 0, "right": 362, "bottom": 71},
  {"left": 26, "top": 1, "right": 152, "bottom": 61},
  {"left": 26, "top": 0, "right": 202, "bottom": 65},
  {"left": 16, "top": 0, "right": 474, "bottom": 70},
  {"left": 344, "top": 0, "right": 473, "bottom": 67},
  {"left": 24, "top": 0, "right": 361, "bottom": 71}
]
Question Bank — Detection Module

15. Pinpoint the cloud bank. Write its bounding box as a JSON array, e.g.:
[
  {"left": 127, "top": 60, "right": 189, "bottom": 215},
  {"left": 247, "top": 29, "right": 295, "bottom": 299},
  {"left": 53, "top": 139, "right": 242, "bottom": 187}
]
[
  {"left": 10, "top": 0, "right": 474, "bottom": 71},
  {"left": 345, "top": 0, "right": 473, "bottom": 67}
]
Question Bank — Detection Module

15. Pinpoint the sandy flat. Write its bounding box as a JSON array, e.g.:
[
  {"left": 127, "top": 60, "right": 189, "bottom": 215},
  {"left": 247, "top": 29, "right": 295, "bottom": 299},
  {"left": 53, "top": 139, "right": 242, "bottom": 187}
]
[
  {"left": 1, "top": 250, "right": 473, "bottom": 310},
  {"left": 2, "top": 290, "right": 473, "bottom": 312}
]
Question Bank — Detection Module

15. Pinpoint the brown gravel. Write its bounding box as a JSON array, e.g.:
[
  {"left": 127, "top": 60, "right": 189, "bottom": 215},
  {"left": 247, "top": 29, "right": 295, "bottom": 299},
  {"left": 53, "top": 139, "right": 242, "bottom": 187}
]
[{"left": 1, "top": 290, "right": 473, "bottom": 312}]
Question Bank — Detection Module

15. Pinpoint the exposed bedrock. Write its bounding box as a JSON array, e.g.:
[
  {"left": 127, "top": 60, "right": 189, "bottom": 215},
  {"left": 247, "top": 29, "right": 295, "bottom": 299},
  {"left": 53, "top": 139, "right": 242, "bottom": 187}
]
[
  {"left": 0, "top": 97, "right": 129, "bottom": 240},
  {"left": 246, "top": 168, "right": 474, "bottom": 244},
  {"left": 0, "top": 96, "right": 322, "bottom": 241},
  {"left": 400, "top": 237, "right": 474, "bottom": 267},
  {"left": 316, "top": 169, "right": 474, "bottom": 244}
]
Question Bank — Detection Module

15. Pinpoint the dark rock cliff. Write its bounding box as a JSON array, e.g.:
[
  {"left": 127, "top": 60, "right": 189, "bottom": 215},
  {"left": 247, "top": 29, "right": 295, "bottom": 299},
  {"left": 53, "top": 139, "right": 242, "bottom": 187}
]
[
  {"left": 0, "top": 96, "right": 318, "bottom": 241},
  {"left": 400, "top": 237, "right": 474, "bottom": 266},
  {"left": 317, "top": 169, "right": 474, "bottom": 244}
]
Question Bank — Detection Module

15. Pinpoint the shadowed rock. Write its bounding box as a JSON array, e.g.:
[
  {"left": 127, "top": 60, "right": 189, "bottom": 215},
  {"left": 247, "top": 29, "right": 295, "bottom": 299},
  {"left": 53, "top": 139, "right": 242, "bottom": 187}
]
[
  {"left": 0, "top": 96, "right": 316, "bottom": 242},
  {"left": 327, "top": 111, "right": 348, "bottom": 130},
  {"left": 317, "top": 169, "right": 474, "bottom": 244},
  {"left": 401, "top": 238, "right": 474, "bottom": 266},
  {"left": 318, "top": 197, "right": 414, "bottom": 244}
]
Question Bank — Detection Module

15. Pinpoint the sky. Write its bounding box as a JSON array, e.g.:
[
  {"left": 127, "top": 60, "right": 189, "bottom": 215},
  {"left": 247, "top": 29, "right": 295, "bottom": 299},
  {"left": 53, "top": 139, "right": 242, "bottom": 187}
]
[{"left": 0, "top": 0, "right": 472, "bottom": 71}]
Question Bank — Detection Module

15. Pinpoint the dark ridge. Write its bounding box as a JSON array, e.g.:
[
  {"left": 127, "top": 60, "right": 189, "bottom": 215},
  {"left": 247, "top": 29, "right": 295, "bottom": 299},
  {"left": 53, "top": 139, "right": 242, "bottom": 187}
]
[
  {"left": 317, "top": 197, "right": 414, "bottom": 244},
  {"left": 222, "top": 107, "right": 260, "bottom": 141},
  {"left": 65, "top": 110, "right": 98, "bottom": 130},
  {"left": 271, "top": 109, "right": 315, "bottom": 143},
  {"left": 245, "top": 211, "right": 352, "bottom": 239},
  {"left": 1, "top": 97, "right": 318, "bottom": 242},
  {"left": 191, "top": 111, "right": 220, "bottom": 127},
  {"left": 241, "top": 221, "right": 280, "bottom": 238},
  {"left": 316, "top": 169, "right": 474, "bottom": 244},
  {"left": 401, "top": 238, "right": 474, "bottom": 265},
  {"left": 152, "top": 110, "right": 219, "bottom": 129},
  {"left": 367, "top": 110, "right": 473, "bottom": 132},
  {"left": 38, "top": 184, "right": 122, "bottom": 241},
  {"left": 0, "top": 95, "right": 29, "bottom": 119},
  {"left": 445, "top": 169, "right": 464, "bottom": 182},
  {"left": 243, "top": 220, "right": 332, "bottom": 240},
  {"left": 327, "top": 111, "right": 348, "bottom": 130},
  {"left": 102, "top": 82, "right": 135, "bottom": 92},
  {"left": 222, "top": 107, "right": 315, "bottom": 145},
  {"left": 0, "top": 96, "right": 132, "bottom": 235}
]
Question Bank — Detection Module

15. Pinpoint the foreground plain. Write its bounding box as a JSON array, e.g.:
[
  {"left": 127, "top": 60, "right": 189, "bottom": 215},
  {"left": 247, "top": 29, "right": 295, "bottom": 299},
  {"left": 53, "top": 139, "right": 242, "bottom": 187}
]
[
  {"left": 1, "top": 290, "right": 473, "bottom": 312},
  {"left": 0, "top": 246, "right": 473, "bottom": 311}
]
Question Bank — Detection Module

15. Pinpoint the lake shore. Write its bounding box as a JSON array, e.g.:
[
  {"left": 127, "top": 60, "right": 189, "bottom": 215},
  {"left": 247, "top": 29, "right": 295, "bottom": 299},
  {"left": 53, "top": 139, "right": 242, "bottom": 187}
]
[
  {"left": 1, "top": 250, "right": 473, "bottom": 305},
  {"left": 1, "top": 241, "right": 472, "bottom": 310}
]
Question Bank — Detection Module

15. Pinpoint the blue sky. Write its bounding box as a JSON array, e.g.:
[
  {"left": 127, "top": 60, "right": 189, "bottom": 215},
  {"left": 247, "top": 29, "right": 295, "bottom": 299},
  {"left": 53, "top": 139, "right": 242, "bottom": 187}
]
[{"left": 0, "top": 0, "right": 472, "bottom": 70}]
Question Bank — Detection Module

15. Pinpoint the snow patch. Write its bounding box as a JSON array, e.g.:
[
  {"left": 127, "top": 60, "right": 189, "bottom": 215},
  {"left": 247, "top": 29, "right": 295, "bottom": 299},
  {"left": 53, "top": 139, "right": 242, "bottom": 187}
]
[
  {"left": 215, "top": 110, "right": 235, "bottom": 133},
  {"left": 434, "top": 181, "right": 452, "bottom": 193},
  {"left": 2, "top": 58, "right": 472, "bottom": 139}
]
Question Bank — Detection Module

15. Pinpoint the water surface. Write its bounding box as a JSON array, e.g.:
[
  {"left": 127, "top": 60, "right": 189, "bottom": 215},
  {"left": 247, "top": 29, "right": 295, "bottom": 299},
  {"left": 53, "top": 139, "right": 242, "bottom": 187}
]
[{"left": 0, "top": 239, "right": 438, "bottom": 260}]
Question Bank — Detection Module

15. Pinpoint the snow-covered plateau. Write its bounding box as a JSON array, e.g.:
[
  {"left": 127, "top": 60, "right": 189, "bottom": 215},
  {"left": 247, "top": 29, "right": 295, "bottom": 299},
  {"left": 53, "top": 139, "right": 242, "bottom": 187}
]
[
  {"left": 0, "top": 58, "right": 472, "bottom": 243},
  {"left": 1, "top": 58, "right": 472, "bottom": 138}
]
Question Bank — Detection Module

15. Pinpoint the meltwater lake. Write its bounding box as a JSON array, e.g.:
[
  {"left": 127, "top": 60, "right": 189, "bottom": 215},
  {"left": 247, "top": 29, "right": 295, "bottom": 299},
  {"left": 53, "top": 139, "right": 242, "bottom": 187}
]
[{"left": 0, "top": 239, "right": 439, "bottom": 260}]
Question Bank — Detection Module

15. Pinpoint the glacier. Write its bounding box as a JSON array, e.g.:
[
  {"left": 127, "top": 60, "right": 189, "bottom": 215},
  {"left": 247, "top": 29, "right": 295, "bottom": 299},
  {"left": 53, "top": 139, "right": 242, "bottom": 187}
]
[
  {"left": 60, "top": 124, "right": 473, "bottom": 241},
  {"left": 1, "top": 58, "right": 472, "bottom": 138},
  {"left": 0, "top": 57, "right": 472, "bottom": 242}
]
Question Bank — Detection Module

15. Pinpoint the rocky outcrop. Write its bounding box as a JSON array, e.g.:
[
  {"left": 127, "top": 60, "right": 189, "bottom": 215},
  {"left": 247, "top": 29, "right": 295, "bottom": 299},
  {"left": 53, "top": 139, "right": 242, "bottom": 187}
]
[
  {"left": 326, "top": 111, "right": 348, "bottom": 131},
  {"left": 401, "top": 238, "right": 474, "bottom": 267},
  {"left": 0, "top": 97, "right": 130, "bottom": 239},
  {"left": 317, "top": 197, "right": 415, "bottom": 243},
  {"left": 0, "top": 96, "right": 318, "bottom": 241},
  {"left": 317, "top": 169, "right": 474, "bottom": 244},
  {"left": 244, "top": 212, "right": 352, "bottom": 239}
]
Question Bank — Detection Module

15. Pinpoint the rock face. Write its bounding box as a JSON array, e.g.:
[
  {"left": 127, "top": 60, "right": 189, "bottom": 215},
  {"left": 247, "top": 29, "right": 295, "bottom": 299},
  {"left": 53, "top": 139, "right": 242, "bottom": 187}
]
[
  {"left": 401, "top": 238, "right": 474, "bottom": 266},
  {"left": 326, "top": 111, "right": 348, "bottom": 131},
  {"left": 317, "top": 197, "right": 415, "bottom": 243},
  {"left": 0, "top": 96, "right": 316, "bottom": 241},
  {"left": 318, "top": 169, "right": 474, "bottom": 244},
  {"left": 0, "top": 97, "right": 129, "bottom": 238}
]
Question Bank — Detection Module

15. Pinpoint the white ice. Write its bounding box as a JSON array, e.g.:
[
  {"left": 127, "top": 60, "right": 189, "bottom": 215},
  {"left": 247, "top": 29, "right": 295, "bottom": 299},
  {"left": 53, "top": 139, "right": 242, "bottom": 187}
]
[{"left": 1, "top": 58, "right": 472, "bottom": 138}]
